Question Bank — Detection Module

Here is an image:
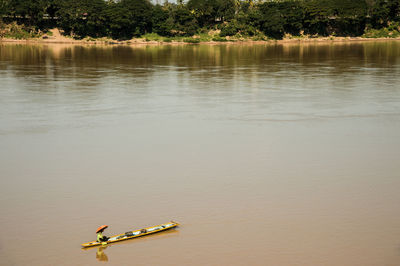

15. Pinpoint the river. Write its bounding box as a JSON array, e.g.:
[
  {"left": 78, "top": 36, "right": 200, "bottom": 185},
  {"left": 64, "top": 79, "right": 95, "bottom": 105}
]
[{"left": 0, "top": 42, "right": 399, "bottom": 265}]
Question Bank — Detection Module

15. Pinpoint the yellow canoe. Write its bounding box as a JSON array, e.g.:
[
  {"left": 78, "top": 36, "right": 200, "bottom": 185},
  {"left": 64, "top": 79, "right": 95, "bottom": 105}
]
[{"left": 81, "top": 221, "right": 179, "bottom": 248}]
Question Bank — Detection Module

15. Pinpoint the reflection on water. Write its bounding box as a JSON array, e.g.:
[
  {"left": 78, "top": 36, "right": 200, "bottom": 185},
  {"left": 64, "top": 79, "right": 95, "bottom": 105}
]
[
  {"left": 96, "top": 246, "right": 108, "bottom": 262},
  {"left": 0, "top": 42, "right": 400, "bottom": 266},
  {"left": 1, "top": 42, "right": 399, "bottom": 135}
]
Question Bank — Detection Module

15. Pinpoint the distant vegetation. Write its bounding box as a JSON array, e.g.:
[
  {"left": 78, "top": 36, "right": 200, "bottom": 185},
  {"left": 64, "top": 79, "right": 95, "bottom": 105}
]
[{"left": 1, "top": 0, "right": 399, "bottom": 40}]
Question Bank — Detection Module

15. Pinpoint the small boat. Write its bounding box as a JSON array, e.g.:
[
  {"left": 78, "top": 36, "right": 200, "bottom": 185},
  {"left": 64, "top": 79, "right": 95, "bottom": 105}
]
[{"left": 81, "top": 221, "right": 179, "bottom": 248}]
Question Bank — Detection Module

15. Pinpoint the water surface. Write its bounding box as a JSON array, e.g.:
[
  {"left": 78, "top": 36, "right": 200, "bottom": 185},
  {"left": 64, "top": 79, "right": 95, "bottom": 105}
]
[{"left": 0, "top": 42, "right": 400, "bottom": 265}]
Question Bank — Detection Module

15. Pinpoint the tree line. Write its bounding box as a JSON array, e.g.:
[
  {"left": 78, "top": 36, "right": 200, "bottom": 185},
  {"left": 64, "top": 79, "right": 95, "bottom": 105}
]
[{"left": 1, "top": 0, "right": 399, "bottom": 40}]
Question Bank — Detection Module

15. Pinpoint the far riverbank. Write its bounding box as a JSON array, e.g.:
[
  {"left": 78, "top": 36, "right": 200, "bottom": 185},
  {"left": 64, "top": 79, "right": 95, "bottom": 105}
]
[
  {"left": 2, "top": 36, "right": 400, "bottom": 46},
  {"left": 1, "top": 29, "right": 400, "bottom": 46}
]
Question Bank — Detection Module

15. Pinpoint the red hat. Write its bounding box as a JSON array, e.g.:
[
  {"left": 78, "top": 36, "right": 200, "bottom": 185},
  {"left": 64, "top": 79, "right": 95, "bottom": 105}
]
[{"left": 96, "top": 225, "right": 108, "bottom": 233}]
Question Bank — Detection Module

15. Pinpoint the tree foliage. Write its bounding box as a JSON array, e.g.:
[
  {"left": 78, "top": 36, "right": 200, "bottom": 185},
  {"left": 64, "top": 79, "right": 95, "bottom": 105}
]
[
  {"left": 105, "top": 0, "right": 152, "bottom": 39},
  {"left": 6, "top": 0, "right": 50, "bottom": 27},
  {"left": 369, "top": 0, "right": 400, "bottom": 28},
  {"left": 55, "top": 0, "right": 107, "bottom": 37},
  {"left": 187, "top": 0, "right": 235, "bottom": 27},
  {"left": 1, "top": 0, "right": 399, "bottom": 39}
]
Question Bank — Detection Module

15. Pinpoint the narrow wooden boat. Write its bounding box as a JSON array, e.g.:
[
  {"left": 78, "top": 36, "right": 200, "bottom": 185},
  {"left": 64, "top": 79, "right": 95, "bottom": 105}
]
[{"left": 81, "top": 221, "right": 179, "bottom": 248}]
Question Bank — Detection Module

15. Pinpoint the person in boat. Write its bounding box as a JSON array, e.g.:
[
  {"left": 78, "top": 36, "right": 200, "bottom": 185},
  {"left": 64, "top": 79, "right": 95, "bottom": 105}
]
[{"left": 96, "top": 225, "right": 110, "bottom": 243}]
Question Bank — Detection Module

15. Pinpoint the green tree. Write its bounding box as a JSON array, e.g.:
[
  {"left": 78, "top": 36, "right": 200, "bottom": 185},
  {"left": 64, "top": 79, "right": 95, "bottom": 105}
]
[
  {"left": 257, "top": 2, "right": 287, "bottom": 39},
  {"left": 214, "top": 0, "right": 235, "bottom": 22},
  {"left": 280, "top": 0, "right": 304, "bottom": 36},
  {"left": 187, "top": 0, "right": 235, "bottom": 27},
  {"left": 7, "top": 0, "right": 51, "bottom": 27},
  {"left": 302, "top": 0, "right": 333, "bottom": 36},
  {"left": 165, "top": 3, "right": 198, "bottom": 36},
  {"left": 369, "top": 0, "right": 400, "bottom": 28},
  {"left": 219, "top": 2, "right": 260, "bottom": 37},
  {"left": 152, "top": 4, "right": 172, "bottom": 36},
  {"left": 105, "top": 0, "right": 152, "bottom": 39},
  {"left": 330, "top": 0, "right": 367, "bottom": 36},
  {"left": 55, "top": 0, "right": 107, "bottom": 37},
  {"left": 0, "top": 0, "right": 10, "bottom": 16},
  {"left": 388, "top": 0, "right": 400, "bottom": 22}
]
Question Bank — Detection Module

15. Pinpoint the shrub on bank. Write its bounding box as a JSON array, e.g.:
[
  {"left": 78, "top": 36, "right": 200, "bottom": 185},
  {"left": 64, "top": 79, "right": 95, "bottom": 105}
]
[
  {"left": 220, "top": 20, "right": 258, "bottom": 38},
  {"left": 212, "top": 36, "right": 228, "bottom": 42},
  {"left": 196, "top": 33, "right": 212, "bottom": 42},
  {"left": 362, "top": 23, "right": 400, "bottom": 38},
  {"left": 183, "top": 37, "right": 200, "bottom": 43},
  {"left": 252, "top": 34, "right": 268, "bottom": 41},
  {"left": 0, "top": 22, "right": 40, "bottom": 39},
  {"left": 142, "top": 32, "right": 162, "bottom": 41},
  {"left": 0, "top": 20, "right": 5, "bottom": 38}
]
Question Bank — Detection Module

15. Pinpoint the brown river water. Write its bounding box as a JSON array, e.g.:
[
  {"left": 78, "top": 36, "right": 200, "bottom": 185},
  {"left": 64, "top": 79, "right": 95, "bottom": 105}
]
[{"left": 0, "top": 42, "right": 399, "bottom": 265}]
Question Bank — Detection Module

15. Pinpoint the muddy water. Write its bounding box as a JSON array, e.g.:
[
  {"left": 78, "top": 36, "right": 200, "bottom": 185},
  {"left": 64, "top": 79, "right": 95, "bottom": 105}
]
[{"left": 0, "top": 42, "right": 399, "bottom": 266}]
